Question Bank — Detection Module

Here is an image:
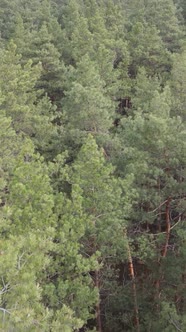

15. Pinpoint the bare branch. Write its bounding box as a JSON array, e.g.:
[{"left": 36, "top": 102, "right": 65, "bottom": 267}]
[
  {"left": 0, "top": 308, "right": 11, "bottom": 315},
  {"left": 169, "top": 318, "right": 183, "bottom": 332},
  {"left": 148, "top": 200, "right": 168, "bottom": 213}
]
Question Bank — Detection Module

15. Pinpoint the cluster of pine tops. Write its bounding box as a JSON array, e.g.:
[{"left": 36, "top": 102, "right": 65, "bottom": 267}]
[{"left": 0, "top": 0, "right": 186, "bottom": 331}]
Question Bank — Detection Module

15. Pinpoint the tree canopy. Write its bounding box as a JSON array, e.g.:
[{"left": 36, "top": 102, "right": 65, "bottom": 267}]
[{"left": 0, "top": 0, "right": 185, "bottom": 331}]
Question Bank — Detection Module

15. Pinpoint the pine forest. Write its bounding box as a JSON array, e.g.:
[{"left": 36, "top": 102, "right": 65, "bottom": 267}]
[{"left": 0, "top": 0, "right": 186, "bottom": 331}]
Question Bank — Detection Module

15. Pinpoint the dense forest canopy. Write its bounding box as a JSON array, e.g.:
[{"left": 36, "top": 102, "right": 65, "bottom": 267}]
[{"left": 0, "top": 0, "right": 185, "bottom": 331}]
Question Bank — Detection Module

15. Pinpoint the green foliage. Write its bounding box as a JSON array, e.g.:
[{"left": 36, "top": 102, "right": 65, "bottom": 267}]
[
  {"left": 144, "top": 0, "right": 184, "bottom": 52},
  {"left": 13, "top": 16, "right": 65, "bottom": 103},
  {"left": 63, "top": 56, "right": 113, "bottom": 134},
  {"left": 115, "top": 85, "right": 186, "bottom": 330},
  {"left": 0, "top": 0, "right": 185, "bottom": 331},
  {"left": 0, "top": 114, "right": 55, "bottom": 329},
  {"left": 170, "top": 47, "right": 186, "bottom": 119},
  {"left": 0, "top": 40, "right": 57, "bottom": 157},
  {"left": 127, "top": 21, "right": 171, "bottom": 77}
]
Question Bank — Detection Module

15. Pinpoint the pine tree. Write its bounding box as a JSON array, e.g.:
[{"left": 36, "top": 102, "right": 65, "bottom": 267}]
[
  {"left": 0, "top": 94, "right": 85, "bottom": 332},
  {"left": 115, "top": 86, "right": 186, "bottom": 330},
  {"left": 41, "top": 150, "right": 99, "bottom": 330},
  {"left": 169, "top": 47, "right": 186, "bottom": 120},
  {"left": 0, "top": 106, "right": 55, "bottom": 330},
  {"left": 63, "top": 55, "right": 113, "bottom": 133},
  {"left": 144, "top": 0, "right": 184, "bottom": 52},
  {"left": 0, "top": 0, "right": 18, "bottom": 39},
  {"left": 0, "top": 40, "right": 57, "bottom": 157},
  {"left": 0, "top": 1, "right": 185, "bottom": 331},
  {"left": 70, "top": 135, "right": 134, "bottom": 331},
  {"left": 13, "top": 16, "right": 65, "bottom": 105},
  {"left": 132, "top": 67, "right": 162, "bottom": 112},
  {"left": 127, "top": 20, "right": 171, "bottom": 77}
]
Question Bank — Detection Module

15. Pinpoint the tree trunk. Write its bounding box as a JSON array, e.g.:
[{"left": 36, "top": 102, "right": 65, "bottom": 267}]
[
  {"left": 95, "top": 269, "right": 102, "bottom": 332},
  {"left": 162, "top": 197, "right": 171, "bottom": 257},
  {"left": 127, "top": 240, "right": 140, "bottom": 332}
]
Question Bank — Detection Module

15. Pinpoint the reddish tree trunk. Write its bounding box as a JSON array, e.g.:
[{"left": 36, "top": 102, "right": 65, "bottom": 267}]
[
  {"left": 127, "top": 241, "right": 140, "bottom": 332},
  {"left": 162, "top": 197, "right": 171, "bottom": 257},
  {"left": 95, "top": 270, "right": 102, "bottom": 332}
]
